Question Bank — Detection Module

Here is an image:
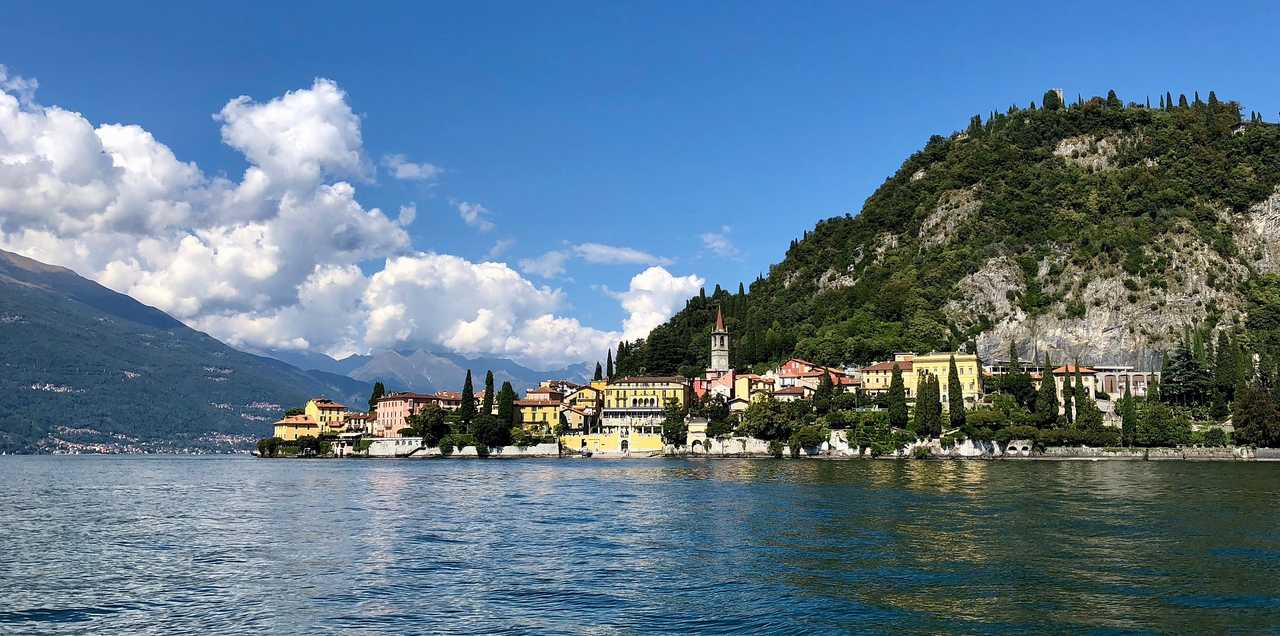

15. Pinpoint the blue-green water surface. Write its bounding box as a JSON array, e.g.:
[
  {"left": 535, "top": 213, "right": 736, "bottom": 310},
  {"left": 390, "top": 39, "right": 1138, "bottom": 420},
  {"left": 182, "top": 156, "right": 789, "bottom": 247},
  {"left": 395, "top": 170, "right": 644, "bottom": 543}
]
[{"left": 1, "top": 456, "right": 1278, "bottom": 634}]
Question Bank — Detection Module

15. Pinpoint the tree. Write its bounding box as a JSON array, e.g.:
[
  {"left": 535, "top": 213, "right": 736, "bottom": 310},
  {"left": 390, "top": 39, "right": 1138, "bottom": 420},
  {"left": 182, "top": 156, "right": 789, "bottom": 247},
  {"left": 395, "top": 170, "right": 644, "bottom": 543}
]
[
  {"left": 482, "top": 370, "right": 495, "bottom": 416},
  {"left": 1212, "top": 331, "right": 1237, "bottom": 417},
  {"left": 914, "top": 373, "right": 941, "bottom": 438},
  {"left": 1073, "top": 362, "right": 1087, "bottom": 424},
  {"left": 1163, "top": 344, "right": 1212, "bottom": 406},
  {"left": 947, "top": 355, "right": 965, "bottom": 430},
  {"left": 1062, "top": 366, "right": 1075, "bottom": 425},
  {"left": 1001, "top": 342, "right": 1035, "bottom": 409},
  {"left": 1042, "top": 89, "right": 1063, "bottom": 111},
  {"left": 1233, "top": 382, "right": 1280, "bottom": 447},
  {"left": 368, "top": 381, "right": 385, "bottom": 412},
  {"left": 660, "top": 402, "right": 688, "bottom": 447},
  {"left": 472, "top": 414, "right": 509, "bottom": 449},
  {"left": 739, "top": 396, "right": 791, "bottom": 441},
  {"left": 1120, "top": 386, "right": 1136, "bottom": 445},
  {"left": 497, "top": 381, "right": 517, "bottom": 427},
  {"left": 888, "top": 363, "right": 908, "bottom": 429},
  {"left": 1035, "top": 355, "right": 1059, "bottom": 428},
  {"left": 606, "top": 349, "right": 614, "bottom": 379},
  {"left": 459, "top": 370, "right": 476, "bottom": 426},
  {"left": 594, "top": 362, "right": 603, "bottom": 381},
  {"left": 1105, "top": 89, "right": 1122, "bottom": 109},
  {"left": 407, "top": 404, "right": 450, "bottom": 448},
  {"left": 814, "top": 373, "right": 835, "bottom": 415}
]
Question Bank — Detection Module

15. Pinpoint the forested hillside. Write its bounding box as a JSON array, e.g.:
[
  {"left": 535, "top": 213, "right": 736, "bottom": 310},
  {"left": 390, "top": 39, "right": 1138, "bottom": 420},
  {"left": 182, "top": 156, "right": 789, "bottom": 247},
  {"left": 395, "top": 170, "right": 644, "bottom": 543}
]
[{"left": 617, "top": 90, "right": 1280, "bottom": 377}]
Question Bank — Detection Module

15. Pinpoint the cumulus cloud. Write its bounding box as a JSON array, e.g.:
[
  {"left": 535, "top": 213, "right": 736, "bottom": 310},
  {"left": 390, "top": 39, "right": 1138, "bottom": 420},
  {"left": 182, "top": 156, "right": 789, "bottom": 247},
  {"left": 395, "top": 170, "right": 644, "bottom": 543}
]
[
  {"left": 454, "top": 200, "right": 494, "bottom": 232},
  {"left": 572, "top": 242, "right": 672, "bottom": 266},
  {"left": 701, "top": 225, "right": 740, "bottom": 257},
  {"left": 0, "top": 72, "right": 701, "bottom": 367},
  {"left": 381, "top": 153, "right": 441, "bottom": 181},
  {"left": 608, "top": 266, "right": 705, "bottom": 341},
  {"left": 518, "top": 250, "right": 570, "bottom": 278}
]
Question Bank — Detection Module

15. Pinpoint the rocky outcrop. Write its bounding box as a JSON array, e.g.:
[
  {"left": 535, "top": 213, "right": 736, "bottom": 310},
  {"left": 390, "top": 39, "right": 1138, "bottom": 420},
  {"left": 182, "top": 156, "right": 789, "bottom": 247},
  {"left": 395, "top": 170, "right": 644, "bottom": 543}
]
[
  {"left": 817, "top": 265, "right": 857, "bottom": 292},
  {"left": 1241, "top": 186, "right": 1280, "bottom": 273},
  {"left": 961, "top": 228, "right": 1245, "bottom": 367},
  {"left": 919, "top": 186, "right": 980, "bottom": 249},
  {"left": 1053, "top": 134, "right": 1136, "bottom": 171}
]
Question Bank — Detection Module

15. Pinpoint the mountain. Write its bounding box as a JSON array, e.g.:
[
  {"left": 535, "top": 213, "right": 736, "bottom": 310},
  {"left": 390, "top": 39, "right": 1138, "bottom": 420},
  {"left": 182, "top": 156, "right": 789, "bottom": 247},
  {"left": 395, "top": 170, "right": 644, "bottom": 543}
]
[
  {"left": 0, "top": 249, "right": 371, "bottom": 453},
  {"left": 619, "top": 91, "right": 1280, "bottom": 375},
  {"left": 262, "top": 347, "right": 592, "bottom": 394}
]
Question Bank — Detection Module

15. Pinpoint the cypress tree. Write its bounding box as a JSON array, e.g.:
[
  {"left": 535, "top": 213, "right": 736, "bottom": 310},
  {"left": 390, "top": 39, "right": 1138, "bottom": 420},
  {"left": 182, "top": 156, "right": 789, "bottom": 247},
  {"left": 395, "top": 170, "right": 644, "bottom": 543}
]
[
  {"left": 1073, "top": 361, "right": 1087, "bottom": 425},
  {"left": 948, "top": 355, "right": 965, "bottom": 430},
  {"left": 459, "top": 370, "right": 476, "bottom": 425},
  {"left": 1106, "top": 89, "right": 1122, "bottom": 109},
  {"left": 738, "top": 282, "right": 745, "bottom": 296},
  {"left": 888, "top": 363, "right": 908, "bottom": 429},
  {"left": 1062, "top": 364, "right": 1075, "bottom": 425},
  {"left": 1159, "top": 94, "right": 1165, "bottom": 109},
  {"left": 1120, "top": 385, "right": 1136, "bottom": 445},
  {"left": 482, "top": 370, "right": 495, "bottom": 415},
  {"left": 606, "top": 349, "right": 614, "bottom": 379},
  {"left": 497, "top": 381, "right": 517, "bottom": 427},
  {"left": 1036, "top": 355, "right": 1059, "bottom": 428},
  {"left": 594, "top": 362, "right": 603, "bottom": 381},
  {"left": 1165, "top": 91, "right": 1174, "bottom": 111},
  {"left": 913, "top": 373, "right": 930, "bottom": 437},
  {"left": 1178, "top": 94, "right": 1189, "bottom": 109},
  {"left": 368, "top": 381, "right": 385, "bottom": 412},
  {"left": 1042, "top": 89, "right": 1063, "bottom": 111}
]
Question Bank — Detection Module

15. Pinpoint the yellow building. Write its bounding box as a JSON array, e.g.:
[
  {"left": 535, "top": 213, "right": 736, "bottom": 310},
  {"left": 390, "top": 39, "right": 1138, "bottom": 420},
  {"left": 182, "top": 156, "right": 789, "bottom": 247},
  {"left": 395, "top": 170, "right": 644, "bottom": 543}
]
[
  {"left": 563, "top": 385, "right": 603, "bottom": 411},
  {"left": 579, "top": 376, "right": 690, "bottom": 455},
  {"left": 304, "top": 398, "right": 348, "bottom": 435},
  {"left": 733, "top": 374, "right": 775, "bottom": 404},
  {"left": 860, "top": 352, "right": 982, "bottom": 406},
  {"left": 515, "top": 399, "right": 561, "bottom": 435},
  {"left": 273, "top": 414, "right": 320, "bottom": 441}
]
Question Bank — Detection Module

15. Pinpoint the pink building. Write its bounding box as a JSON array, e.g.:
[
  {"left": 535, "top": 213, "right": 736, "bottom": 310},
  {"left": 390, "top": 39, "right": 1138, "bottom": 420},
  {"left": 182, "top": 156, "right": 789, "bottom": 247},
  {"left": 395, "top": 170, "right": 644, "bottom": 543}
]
[{"left": 373, "top": 392, "right": 437, "bottom": 437}]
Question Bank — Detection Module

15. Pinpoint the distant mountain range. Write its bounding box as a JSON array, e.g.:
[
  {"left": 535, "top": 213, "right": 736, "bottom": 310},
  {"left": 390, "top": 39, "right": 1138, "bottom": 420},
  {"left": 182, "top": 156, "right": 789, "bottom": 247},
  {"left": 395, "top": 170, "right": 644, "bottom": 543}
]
[
  {"left": 261, "top": 347, "right": 593, "bottom": 396},
  {"left": 0, "top": 248, "right": 375, "bottom": 453},
  {"left": 0, "top": 247, "right": 594, "bottom": 453}
]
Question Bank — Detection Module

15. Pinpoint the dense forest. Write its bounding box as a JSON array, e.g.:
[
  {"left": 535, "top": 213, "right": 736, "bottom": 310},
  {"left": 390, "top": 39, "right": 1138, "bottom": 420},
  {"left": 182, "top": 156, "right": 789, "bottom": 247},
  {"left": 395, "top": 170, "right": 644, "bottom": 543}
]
[{"left": 615, "top": 89, "right": 1280, "bottom": 378}]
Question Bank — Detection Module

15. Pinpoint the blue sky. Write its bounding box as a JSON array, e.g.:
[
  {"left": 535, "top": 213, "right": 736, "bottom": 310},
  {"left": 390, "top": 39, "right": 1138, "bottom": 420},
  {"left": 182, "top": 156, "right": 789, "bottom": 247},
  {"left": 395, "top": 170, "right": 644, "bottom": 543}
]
[{"left": 2, "top": 1, "right": 1278, "bottom": 366}]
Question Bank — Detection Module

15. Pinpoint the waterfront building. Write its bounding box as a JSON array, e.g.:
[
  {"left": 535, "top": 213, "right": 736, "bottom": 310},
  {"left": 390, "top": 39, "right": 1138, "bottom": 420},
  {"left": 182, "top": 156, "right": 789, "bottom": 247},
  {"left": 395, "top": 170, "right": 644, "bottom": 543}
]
[
  {"left": 515, "top": 398, "right": 561, "bottom": 435},
  {"left": 860, "top": 351, "right": 982, "bottom": 405},
  {"left": 733, "top": 374, "right": 775, "bottom": 404},
  {"left": 373, "top": 392, "right": 437, "bottom": 437},
  {"left": 343, "top": 412, "right": 374, "bottom": 435},
  {"left": 771, "top": 385, "right": 815, "bottom": 402},
  {"left": 304, "top": 398, "right": 348, "bottom": 435},
  {"left": 433, "top": 390, "right": 463, "bottom": 411},
  {"left": 1092, "top": 365, "right": 1158, "bottom": 397},
  {"left": 568, "top": 375, "right": 690, "bottom": 455},
  {"left": 272, "top": 414, "right": 320, "bottom": 441}
]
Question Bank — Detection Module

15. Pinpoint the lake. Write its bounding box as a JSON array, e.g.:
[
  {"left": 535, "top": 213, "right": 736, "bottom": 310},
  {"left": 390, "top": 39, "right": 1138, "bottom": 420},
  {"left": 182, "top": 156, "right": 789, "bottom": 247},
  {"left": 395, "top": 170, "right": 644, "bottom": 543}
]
[{"left": 1, "top": 456, "right": 1278, "bottom": 634}]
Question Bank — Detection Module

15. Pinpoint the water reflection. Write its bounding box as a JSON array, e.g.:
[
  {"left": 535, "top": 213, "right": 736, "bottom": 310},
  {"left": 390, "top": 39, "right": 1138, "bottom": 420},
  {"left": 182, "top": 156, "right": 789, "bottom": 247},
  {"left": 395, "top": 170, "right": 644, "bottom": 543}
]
[{"left": 1, "top": 456, "right": 1278, "bottom": 634}]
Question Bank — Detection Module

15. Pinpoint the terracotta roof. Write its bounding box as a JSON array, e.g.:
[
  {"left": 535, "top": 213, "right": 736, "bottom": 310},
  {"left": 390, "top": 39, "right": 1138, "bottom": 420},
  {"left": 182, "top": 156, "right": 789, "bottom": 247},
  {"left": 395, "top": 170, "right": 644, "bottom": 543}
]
[
  {"left": 345, "top": 412, "right": 373, "bottom": 420},
  {"left": 275, "top": 414, "right": 318, "bottom": 426},
  {"left": 862, "top": 361, "right": 912, "bottom": 372},
  {"left": 836, "top": 376, "right": 860, "bottom": 385},
  {"left": 311, "top": 398, "right": 345, "bottom": 409},
  {"left": 1053, "top": 365, "right": 1096, "bottom": 374},
  {"left": 610, "top": 376, "right": 688, "bottom": 384},
  {"left": 772, "top": 386, "right": 810, "bottom": 396},
  {"left": 375, "top": 392, "right": 436, "bottom": 403},
  {"left": 434, "top": 391, "right": 462, "bottom": 400}
]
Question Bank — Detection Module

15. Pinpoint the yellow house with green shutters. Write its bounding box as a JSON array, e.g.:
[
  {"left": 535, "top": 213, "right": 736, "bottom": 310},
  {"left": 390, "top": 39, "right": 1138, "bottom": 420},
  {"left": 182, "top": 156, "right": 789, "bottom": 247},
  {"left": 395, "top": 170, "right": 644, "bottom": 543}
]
[{"left": 516, "top": 399, "right": 561, "bottom": 435}]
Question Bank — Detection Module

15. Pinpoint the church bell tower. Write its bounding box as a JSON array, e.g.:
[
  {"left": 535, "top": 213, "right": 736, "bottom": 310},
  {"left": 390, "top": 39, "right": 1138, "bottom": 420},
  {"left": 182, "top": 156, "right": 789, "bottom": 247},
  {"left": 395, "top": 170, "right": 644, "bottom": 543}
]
[{"left": 710, "top": 306, "right": 730, "bottom": 373}]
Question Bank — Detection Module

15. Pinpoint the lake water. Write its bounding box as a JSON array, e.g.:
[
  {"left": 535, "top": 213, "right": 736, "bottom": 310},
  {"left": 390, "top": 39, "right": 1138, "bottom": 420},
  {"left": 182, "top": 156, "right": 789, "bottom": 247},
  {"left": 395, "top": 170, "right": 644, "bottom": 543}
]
[{"left": 2, "top": 456, "right": 1279, "bottom": 634}]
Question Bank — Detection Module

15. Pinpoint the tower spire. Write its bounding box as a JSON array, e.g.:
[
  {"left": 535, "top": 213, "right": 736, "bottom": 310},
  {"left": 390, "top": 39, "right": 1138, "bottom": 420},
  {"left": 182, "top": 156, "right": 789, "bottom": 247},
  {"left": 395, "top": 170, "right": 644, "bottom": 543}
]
[{"left": 714, "top": 305, "right": 725, "bottom": 332}]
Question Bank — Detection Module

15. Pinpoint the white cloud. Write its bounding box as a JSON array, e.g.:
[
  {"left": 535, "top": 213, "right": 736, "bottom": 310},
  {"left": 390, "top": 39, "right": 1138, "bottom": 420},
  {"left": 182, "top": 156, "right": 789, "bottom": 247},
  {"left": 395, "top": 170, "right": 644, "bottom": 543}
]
[
  {"left": 572, "top": 242, "right": 672, "bottom": 266},
  {"left": 701, "top": 225, "right": 740, "bottom": 257},
  {"left": 397, "top": 203, "right": 416, "bottom": 226},
  {"left": 487, "top": 238, "right": 515, "bottom": 258},
  {"left": 381, "top": 153, "right": 441, "bottom": 181},
  {"left": 0, "top": 65, "right": 38, "bottom": 106},
  {"left": 0, "top": 71, "right": 702, "bottom": 368},
  {"left": 518, "top": 250, "right": 570, "bottom": 278},
  {"left": 608, "top": 266, "right": 705, "bottom": 341},
  {"left": 454, "top": 200, "right": 494, "bottom": 232}
]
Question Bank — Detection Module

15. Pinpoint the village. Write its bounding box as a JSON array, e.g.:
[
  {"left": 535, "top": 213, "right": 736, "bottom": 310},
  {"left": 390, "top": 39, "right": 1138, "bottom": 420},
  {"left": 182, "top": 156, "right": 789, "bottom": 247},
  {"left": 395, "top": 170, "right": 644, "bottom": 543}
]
[{"left": 262, "top": 307, "right": 1190, "bottom": 459}]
